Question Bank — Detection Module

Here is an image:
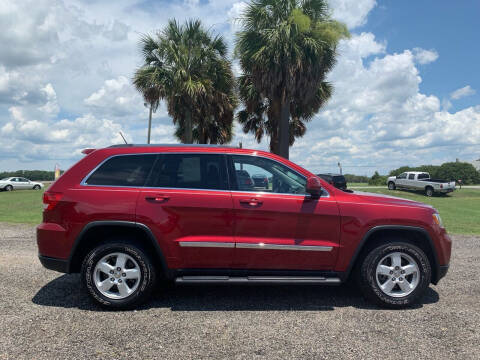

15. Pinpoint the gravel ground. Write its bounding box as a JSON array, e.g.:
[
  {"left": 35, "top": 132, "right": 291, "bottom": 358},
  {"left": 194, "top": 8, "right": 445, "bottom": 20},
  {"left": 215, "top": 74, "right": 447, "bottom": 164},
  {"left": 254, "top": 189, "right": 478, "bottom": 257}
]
[{"left": 0, "top": 223, "right": 479, "bottom": 360}]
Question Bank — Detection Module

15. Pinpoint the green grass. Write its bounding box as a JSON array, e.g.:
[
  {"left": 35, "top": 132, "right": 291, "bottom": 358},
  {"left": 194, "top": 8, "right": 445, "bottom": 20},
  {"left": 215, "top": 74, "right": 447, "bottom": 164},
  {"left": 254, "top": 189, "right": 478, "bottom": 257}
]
[
  {"left": 349, "top": 182, "right": 370, "bottom": 187},
  {"left": 0, "top": 189, "right": 44, "bottom": 224},
  {"left": 362, "top": 188, "right": 480, "bottom": 235},
  {"left": 1, "top": 188, "right": 479, "bottom": 235}
]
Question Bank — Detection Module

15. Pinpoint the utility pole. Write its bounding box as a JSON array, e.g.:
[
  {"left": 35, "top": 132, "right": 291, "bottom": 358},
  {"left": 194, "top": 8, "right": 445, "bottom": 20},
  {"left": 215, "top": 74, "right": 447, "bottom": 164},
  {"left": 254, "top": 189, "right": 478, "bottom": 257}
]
[{"left": 338, "top": 162, "right": 342, "bottom": 175}]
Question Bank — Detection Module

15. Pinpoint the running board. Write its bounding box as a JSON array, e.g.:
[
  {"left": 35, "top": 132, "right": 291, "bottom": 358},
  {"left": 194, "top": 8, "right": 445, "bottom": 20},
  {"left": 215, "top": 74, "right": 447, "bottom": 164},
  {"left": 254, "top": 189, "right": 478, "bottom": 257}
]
[{"left": 175, "top": 276, "right": 341, "bottom": 285}]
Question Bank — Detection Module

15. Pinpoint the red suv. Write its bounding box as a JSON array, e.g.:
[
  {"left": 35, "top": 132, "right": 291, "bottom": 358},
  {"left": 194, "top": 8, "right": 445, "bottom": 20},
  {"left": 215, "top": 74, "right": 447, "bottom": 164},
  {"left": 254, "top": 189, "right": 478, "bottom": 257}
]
[{"left": 37, "top": 145, "right": 451, "bottom": 309}]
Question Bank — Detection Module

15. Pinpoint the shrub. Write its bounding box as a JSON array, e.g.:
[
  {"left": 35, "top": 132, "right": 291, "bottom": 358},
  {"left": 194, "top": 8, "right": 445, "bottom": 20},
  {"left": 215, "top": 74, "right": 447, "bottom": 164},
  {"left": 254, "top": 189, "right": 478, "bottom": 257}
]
[{"left": 369, "top": 171, "right": 388, "bottom": 186}]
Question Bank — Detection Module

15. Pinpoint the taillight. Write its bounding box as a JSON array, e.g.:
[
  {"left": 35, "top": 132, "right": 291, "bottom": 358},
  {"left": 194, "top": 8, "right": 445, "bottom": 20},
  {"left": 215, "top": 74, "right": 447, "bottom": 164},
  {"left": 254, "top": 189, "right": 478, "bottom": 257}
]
[{"left": 43, "top": 192, "right": 63, "bottom": 211}]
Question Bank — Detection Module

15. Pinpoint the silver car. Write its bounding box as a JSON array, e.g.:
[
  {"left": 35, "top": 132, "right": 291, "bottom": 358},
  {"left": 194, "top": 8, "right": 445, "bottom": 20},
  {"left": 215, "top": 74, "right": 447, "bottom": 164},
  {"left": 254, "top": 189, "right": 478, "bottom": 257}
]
[{"left": 0, "top": 177, "right": 44, "bottom": 191}]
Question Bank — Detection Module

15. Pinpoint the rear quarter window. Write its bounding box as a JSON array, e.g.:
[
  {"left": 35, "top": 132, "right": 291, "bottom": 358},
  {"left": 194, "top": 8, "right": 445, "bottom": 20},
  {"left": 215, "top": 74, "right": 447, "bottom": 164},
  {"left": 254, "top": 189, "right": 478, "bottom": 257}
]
[{"left": 85, "top": 154, "right": 157, "bottom": 187}]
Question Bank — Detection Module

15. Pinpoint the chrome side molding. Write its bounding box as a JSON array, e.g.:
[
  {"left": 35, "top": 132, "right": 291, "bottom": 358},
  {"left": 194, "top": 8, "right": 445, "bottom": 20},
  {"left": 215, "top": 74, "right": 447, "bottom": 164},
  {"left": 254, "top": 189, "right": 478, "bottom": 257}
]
[
  {"left": 178, "top": 241, "right": 333, "bottom": 252},
  {"left": 236, "top": 243, "right": 333, "bottom": 251},
  {"left": 178, "top": 241, "right": 235, "bottom": 248}
]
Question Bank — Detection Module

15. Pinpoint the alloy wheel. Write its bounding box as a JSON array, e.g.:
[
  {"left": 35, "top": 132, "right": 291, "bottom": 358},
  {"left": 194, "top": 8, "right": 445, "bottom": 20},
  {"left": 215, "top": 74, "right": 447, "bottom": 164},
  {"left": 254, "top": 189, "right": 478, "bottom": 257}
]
[
  {"left": 93, "top": 252, "right": 141, "bottom": 300},
  {"left": 375, "top": 252, "right": 420, "bottom": 297}
]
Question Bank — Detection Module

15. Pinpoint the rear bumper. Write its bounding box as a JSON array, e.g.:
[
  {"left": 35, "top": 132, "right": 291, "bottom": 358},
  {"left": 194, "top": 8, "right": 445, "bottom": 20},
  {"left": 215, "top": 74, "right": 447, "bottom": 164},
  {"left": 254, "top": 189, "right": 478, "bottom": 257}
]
[
  {"left": 39, "top": 255, "right": 69, "bottom": 273},
  {"left": 439, "top": 188, "right": 455, "bottom": 193}
]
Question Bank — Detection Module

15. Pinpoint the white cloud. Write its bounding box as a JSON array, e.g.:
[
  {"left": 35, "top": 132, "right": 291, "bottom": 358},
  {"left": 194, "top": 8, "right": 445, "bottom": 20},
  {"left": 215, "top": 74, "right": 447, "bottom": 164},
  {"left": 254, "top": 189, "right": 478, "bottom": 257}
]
[
  {"left": 84, "top": 76, "right": 147, "bottom": 120},
  {"left": 38, "top": 83, "right": 59, "bottom": 116},
  {"left": 450, "top": 85, "right": 476, "bottom": 100},
  {"left": 328, "top": 0, "right": 377, "bottom": 28},
  {"left": 228, "top": 2, "right": 248, "bottom": 31},
  {"left": 413, "top": 48, "right": 439, "bottom": 64}
]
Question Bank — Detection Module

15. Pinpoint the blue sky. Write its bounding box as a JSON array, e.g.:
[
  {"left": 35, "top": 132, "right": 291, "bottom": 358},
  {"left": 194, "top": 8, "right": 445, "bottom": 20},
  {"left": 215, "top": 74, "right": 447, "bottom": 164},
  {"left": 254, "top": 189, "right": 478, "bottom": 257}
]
[
  {"left": 0, "top": 0, "right": 478, "bottom": 175},
  {"left": 363, "top": 0, "right": 480, "bottom": 111}
]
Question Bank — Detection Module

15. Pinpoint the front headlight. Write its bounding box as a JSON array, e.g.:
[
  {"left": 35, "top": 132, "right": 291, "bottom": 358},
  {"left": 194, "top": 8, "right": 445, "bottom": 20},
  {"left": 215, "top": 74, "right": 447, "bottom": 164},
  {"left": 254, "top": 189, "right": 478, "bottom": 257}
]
[{"left": 433, "top": 213, "right": 444, "bottom": 228}]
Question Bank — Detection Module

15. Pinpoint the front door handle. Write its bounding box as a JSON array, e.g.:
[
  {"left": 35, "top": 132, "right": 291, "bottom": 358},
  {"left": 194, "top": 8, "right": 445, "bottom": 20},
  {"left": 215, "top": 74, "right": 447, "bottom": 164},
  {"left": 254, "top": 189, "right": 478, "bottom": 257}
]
[
  {"left": 145, "top": 194, "right": 170, "bottom": 203},
  {"left": 239, "top": 198, "right": 263, "bottom": 207}
]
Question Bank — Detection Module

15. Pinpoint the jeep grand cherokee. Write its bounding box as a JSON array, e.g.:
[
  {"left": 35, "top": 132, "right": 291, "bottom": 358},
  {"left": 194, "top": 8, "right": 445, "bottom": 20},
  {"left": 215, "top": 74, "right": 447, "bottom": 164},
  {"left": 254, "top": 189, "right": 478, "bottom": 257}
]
[{"left": 37, "top": 145, "right": 451, "bottom": 309}]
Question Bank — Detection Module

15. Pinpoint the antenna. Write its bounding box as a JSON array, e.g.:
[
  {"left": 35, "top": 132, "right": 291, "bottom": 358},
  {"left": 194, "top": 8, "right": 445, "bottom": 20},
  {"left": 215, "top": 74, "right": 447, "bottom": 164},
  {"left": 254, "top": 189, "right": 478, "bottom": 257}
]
[{"left": 119, "top": 132, "right": 128, "bottom": 144}]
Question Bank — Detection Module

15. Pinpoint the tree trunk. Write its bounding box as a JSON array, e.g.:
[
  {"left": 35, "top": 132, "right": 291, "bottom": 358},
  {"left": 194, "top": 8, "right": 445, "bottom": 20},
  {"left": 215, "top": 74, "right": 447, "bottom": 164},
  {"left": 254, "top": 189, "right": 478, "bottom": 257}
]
[
  {"left": 269, "top": 136, "right": 279, "bottom": 155},
  {"left": 184, "top": 108, "right": 193, "bottom": 144},
  {"left": 268, "top": 99, "right": 280, "bottom": 155},
  {"left": 147, "top": 104, "right": 153, "bottom": 144},
  {"left": 278, "top": 98, "right": 290, "bottom": 159},
  {"left": 199, "top": 128, "right": 206, "bottom": 144}
]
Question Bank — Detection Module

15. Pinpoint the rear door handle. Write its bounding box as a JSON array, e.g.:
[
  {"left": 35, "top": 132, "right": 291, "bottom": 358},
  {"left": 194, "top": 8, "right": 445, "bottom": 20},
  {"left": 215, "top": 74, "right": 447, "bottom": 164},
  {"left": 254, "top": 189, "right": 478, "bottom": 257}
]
[
  {"left": 145, "top": 194, "right": 170, "bottom": 203},
  {"left": 239, "top": 198, "right": 263, "bottom": 207}
]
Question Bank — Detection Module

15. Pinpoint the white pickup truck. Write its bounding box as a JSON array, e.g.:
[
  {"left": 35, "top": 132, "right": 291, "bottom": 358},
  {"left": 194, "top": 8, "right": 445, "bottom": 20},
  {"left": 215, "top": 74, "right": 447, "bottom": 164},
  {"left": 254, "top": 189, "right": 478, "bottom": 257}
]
[{"left": 387, "top": 171, "right": 456, "bottom": 197}]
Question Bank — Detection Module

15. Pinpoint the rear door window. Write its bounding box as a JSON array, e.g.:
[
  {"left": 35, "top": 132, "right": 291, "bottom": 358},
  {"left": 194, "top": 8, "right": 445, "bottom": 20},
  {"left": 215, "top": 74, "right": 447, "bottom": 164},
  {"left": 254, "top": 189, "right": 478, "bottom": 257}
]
[
  {"left": 85, "top": 155, "right": 157, "bottom": 187},
  {"left": 148, "top": 154, "right": 228, "bottom": 190},
  {"left": 408, "top": 174, "right": 415, "bottom": 180}
]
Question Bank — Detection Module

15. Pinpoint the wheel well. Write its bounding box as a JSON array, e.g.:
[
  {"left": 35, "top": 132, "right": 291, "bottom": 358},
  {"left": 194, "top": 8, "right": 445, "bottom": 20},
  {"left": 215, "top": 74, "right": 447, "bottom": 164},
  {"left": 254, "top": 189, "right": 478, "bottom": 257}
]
[
  {"left": 69, "top": 225, "right": 166, "bottom": 275},
  {"left": 350, "top": 228, "right": 438, "bottom": 283},
  {"left": 425, "top": 185, "right": 433, "bottom": 190}
]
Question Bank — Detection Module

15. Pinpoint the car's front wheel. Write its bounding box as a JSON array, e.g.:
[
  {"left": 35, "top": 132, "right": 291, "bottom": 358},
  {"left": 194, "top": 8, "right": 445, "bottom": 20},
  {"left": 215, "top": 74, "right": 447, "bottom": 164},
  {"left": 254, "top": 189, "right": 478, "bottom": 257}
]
[
  {"left": 81, "top": 240, "right": 156, "bottom": 309},
  {"left": 388, "top": 182, "right": 396, "bottom": 190},
  {"left": 358, "top": 241, "right": 431, "bottom": 308},
  {"left": 33, "top": 185, "right": 41, "bottom": 190}
]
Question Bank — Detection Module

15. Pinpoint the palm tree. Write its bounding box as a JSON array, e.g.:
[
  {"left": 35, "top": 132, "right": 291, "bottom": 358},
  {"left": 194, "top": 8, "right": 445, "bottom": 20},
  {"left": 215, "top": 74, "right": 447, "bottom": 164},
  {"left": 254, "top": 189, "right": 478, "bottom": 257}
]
[
  {"left": 134, "top": 19, "right": 237, "bottom": 144},
  {"left": 133, "top": 66, "right": 165, "bottom": 144},
  {"left": 235, "top": 0, "right": 349, "bottom": 159}
]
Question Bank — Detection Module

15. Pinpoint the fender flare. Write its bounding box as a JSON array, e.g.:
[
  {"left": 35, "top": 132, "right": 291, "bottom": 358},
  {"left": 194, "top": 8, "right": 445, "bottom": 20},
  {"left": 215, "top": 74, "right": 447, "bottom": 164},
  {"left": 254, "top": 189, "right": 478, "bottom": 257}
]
[
  {"left": 343, "top": 225, "right": 440, "bottom": 284},
  {"left": 68, "top": 221, "right": 168, "bottom": 274}
]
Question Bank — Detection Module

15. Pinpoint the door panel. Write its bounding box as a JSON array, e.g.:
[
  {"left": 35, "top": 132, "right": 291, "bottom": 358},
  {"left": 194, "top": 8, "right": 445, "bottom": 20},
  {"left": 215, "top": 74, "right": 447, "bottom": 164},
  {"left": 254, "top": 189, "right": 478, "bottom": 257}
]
[
  {"left": 228, "top": 155, "right": 341, "bottom": 271},
  {"left": 232, "top": 192, "right": 340, "bottom": 270},
  {"left": 137, "top": 153, "right": 235, "bottom": 269},
  {"left": 136, "top": 189, "right": 235, "bottom": 269}
]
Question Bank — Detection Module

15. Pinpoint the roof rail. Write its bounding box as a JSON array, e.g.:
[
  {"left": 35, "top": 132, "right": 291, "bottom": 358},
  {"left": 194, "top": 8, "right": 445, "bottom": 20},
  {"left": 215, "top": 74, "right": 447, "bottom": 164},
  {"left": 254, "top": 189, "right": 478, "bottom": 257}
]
[{"left": 108, "top": 144, "right": 236, "bottom": 148}]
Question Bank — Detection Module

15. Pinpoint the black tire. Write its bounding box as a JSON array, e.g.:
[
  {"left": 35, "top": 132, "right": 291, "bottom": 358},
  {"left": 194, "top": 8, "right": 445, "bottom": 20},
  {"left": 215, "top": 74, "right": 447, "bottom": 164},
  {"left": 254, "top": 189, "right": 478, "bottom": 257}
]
[
  {"left": 33, "top": 185, "right": 41, "bottom": 190},
  {"left": 81, "top": 240, "right": 156, "bottom": 309},
  {"left": 5, "top": 185, "right": 13, "bottom": 192},
  {"left": 425, "top": 186, "right": 434, "bottom": 197},
  {"left": 358, "top": 241, "right": 431, "bottom": 308},
  {"left": 388, "top": 182, "right": 396, "bottom": 190}
]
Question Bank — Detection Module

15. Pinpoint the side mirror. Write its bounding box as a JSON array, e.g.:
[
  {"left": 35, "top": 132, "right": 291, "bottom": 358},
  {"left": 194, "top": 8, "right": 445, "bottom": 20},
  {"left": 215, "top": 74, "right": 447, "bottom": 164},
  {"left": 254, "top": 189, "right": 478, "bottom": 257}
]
[{"left": 306, "top": 176, "right": 322, "bottom": 199}]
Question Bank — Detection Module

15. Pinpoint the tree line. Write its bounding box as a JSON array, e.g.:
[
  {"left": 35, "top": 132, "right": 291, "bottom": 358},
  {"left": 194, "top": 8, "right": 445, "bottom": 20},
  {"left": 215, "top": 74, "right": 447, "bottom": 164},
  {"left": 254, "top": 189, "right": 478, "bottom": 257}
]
[
  {"left": 133, "top": 0, "right": 349, "bottom": 159},
  {"left": 0, "top": 170, "right": 61, "bottom": 181},
  {"left": 368, "top": 162, "right": 480, "bottom": 185}
]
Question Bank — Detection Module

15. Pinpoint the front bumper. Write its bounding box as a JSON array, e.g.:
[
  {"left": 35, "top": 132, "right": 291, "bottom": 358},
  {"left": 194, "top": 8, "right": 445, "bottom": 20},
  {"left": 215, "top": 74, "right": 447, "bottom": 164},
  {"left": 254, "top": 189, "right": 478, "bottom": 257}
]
[{"left": 39, "top": 255, "right": 69, "bottom": 273}]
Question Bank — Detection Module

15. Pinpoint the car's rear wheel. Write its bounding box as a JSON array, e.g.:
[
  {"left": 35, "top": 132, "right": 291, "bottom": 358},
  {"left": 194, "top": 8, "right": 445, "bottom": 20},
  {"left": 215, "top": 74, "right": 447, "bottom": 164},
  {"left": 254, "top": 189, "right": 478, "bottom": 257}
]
[
  {"left": 358, "top": 241, "right": 431, "bottom": 308},
  {"left": 81, "top": 240, "right": 156, "bottom": 309},
  {"left": 33, "top": 185, "right": 41, "bottom": 190},
  {"left": 5, "top": 185, "right": 13, "bottom": 191},
  {"left": 425, "top": 186, "right": 434, "bottom": 197},
  {"left": 388, "top": 182, "right": 396, "bottom": 190}
]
